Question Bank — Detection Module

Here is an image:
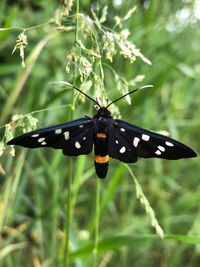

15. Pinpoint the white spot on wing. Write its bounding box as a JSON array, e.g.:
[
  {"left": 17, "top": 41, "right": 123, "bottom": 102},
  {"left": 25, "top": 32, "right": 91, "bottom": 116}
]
[
  {"left": 79, "top": 125, "right": 84, "bottom": 128},
  {"left": 142, "top": 134, "right": 150, "bottom": 141},
  {"left": 165, "top": 141, "right": 174, "bottom": 147},
  {"left": 133, "top": 137, "right": 140, "bottom": 147},
  {"left": 119, "top": 146, "right": 126, "bottom": 153},
  {"left": 83, "top": 137, "right": 86, "bottom": 140},
  {"left": 116, "top": 140, "right": 119, "bottom": 144},
  {"left": 158, "top": 145, "right": 165, "bottom": 152},
  {"left": 55, "top": 129, "right": 62, "bottom": 134},
  {"left": 64, "top": 131, "right": 69, "bottom": 140},
  {"left": 120, "top": 128, "right": 125, "bottom": 132},
  {"left": 75, "top": 141, "right": 81, "bottom": 149},
  {"left": 31, "top": 134, "right": 39, "bottom": 137},
  {"left": 38, "top": 137, "right": 45, "bottom": 143},
  {"left": 155, "top": 150, "right": 161, "bottom": 155},
  {"left": 41, "top": 141, "right": 46, "bottom": 145}
]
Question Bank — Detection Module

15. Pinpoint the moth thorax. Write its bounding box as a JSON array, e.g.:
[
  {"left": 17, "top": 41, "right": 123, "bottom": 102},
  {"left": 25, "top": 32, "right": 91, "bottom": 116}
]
[{"left": 98, "top": 117, "right": 107, "bottom": 129}]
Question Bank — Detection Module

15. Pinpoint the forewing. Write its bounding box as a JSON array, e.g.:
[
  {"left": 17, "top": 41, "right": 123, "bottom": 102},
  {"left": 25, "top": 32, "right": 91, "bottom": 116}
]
[
  {"left": 7, "top": 117, "right": 94, "bottom": 156},
  {"left": 108, "top": 119, "right": 197, "bottom": 163}
]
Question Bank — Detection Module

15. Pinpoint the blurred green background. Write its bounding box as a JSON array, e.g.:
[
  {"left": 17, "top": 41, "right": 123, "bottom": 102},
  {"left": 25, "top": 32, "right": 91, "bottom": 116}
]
[{"left": 0, "top": 0, "right": 200, "bottom": 266}]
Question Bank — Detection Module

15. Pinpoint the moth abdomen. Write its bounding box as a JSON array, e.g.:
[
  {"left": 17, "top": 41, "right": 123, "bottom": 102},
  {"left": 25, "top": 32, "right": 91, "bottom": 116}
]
[
  {"left": 94, "top": 155, "right": 109, "bottom": 179},
  {"left": 94, "top": 131, "right": 109, "bottom": 178}
]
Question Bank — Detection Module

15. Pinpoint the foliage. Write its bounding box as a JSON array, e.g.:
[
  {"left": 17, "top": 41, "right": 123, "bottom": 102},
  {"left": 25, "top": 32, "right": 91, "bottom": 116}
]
[{"left": 0, "top": 1, "right": 200, "bottom": 266}]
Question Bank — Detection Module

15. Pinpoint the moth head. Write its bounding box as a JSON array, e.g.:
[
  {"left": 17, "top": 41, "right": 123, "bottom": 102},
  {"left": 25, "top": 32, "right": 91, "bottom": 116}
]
[{"left": 96, "top": 107, "right": 111, "bottom": 118}]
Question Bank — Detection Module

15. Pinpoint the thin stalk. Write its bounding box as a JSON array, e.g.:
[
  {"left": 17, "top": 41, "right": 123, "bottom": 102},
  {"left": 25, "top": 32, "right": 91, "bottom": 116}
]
[
  {"left": 125, "top": 164, "right": 164, "bottom": 238},
  {"left": 93, "top": 5, "right": 102, "bottom": 265},
  {"left": 63, "top": 1, "right": 79, "bottom": 266},
  {"left": 64, "top": 158, "right": 73, "bottom": 267},
  {"left": 93, "top": 178, "right": 101, "bottom": 267}
]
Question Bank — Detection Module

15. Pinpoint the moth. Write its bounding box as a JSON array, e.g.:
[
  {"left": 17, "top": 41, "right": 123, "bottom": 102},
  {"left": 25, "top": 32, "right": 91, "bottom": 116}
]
[{"left": 7, "top": 81, "right": 197, "bottom": 178}]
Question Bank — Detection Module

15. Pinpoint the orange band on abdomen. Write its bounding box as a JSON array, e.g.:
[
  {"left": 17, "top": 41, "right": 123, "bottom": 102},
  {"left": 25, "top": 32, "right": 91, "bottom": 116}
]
[
  {"left": 96, "top": 133, "right": 107, "bottom": 138},
  {"left": 94, "top": 154, "right": 109, "bottom": 163}
]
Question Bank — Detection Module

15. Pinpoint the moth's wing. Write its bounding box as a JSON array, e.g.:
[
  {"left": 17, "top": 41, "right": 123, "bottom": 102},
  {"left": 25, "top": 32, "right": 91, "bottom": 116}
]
[
  {"left": 108, "top": 119, "right": 197, "bottom": 163},
  {"left": 7, "top": 117, "right": 94, "bottom": 156}
]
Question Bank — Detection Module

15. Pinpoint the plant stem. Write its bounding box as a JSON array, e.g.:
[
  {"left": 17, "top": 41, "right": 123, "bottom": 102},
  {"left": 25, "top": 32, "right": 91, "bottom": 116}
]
[
  {"left": 64, "top": 158, "right": 73, "bottom": 267},
  {"left": 93, "top": 178, "right": 101, "bottom": 267},
  {"left": 63, "top": 1, "right": 79, "bottom": 266},
  {"left": 93, "top": 5, "right": 102, "bottom": 264}
]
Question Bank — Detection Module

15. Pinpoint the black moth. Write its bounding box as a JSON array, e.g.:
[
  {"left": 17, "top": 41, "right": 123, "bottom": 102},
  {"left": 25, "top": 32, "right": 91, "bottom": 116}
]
[{"left": 7, "top": 81, "right": 197, "bottom": 178}]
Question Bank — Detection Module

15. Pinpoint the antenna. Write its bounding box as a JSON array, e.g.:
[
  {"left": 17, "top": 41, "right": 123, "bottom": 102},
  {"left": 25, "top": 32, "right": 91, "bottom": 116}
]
[
  {"left": 60, "top": 81, "right": 101, "bottom": 107},
  {"left": 106, "top": 85, "right": 154, "bottom": 108}
]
